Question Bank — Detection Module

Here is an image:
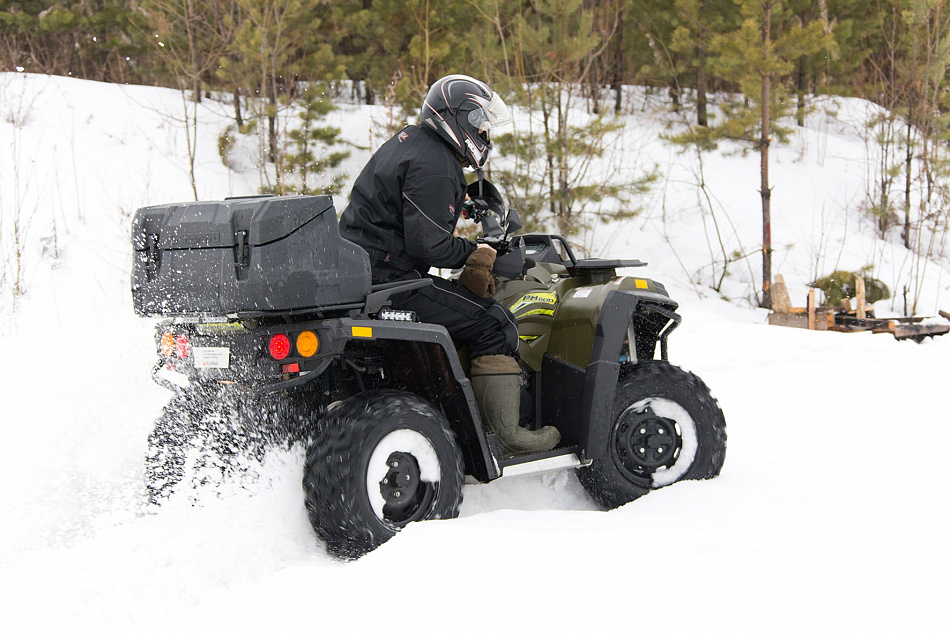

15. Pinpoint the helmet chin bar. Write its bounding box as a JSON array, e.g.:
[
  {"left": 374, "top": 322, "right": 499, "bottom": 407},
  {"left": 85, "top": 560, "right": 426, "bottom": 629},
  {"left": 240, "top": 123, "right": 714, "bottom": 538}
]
[{"left": 464, "top": 138, "right": 486, "bottom": 168}]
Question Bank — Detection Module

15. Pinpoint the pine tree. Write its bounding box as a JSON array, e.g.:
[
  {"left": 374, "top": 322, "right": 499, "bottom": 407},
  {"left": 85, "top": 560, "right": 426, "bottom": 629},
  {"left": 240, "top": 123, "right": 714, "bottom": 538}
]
[
  {"left": 137, "top": 0, "right": 235, "bottom": 101},
  {"left": 1, "top": 1, "right": 141, "bottom": 83},
  {"left": 707, "top": 0, "right": 834, "bottom": 307},
  {"left": 672, "top": 0, "right": 740, "bottom": 125},
  {"left": 483, "top": 0, "right": 655, "bottom": 240},
  {"left": 221, "top": 0, "right": 342, "bottom": 172},
  {"left": 628, "top": 0, "right": 684, "bottom": 107},
  {"left": 330, "top": 0, "right": 475, "bottom": 118},
  {"left": 261, "top": 85, "right": 350, "bottom": 196}
]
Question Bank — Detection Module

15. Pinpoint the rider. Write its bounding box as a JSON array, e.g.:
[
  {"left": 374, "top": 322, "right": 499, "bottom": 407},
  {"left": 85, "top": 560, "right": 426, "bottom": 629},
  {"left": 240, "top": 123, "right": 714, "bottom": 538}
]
[{"left": 339, "top": 74, "right": 559, "bottom": 455}]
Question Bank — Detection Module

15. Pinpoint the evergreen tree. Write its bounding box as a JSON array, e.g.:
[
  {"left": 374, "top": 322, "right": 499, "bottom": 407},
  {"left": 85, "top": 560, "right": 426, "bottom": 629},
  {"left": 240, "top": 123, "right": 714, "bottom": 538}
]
[
  {"left": 326, "top": 0, "right": 378, "bottom": 104},
  {"left": 671, "top": 0, "right": 740, "bottom": 125},
  {"left": 136, "top": 0, "right": 235, "bottom": 101},
  {"left": 892, "top": 0, "right": 950, "bottom": 254},
  {"left": 1, "top": 0, "right": 140, "bottom": 82},
  {"left": 328, "top": 0, "right": 476, "bottom": 119},
  {"left": 707, "top": 0, "right": 834, "bottom": 307},
  {"left": 261, "top": 85, "right": 350, "bottom": 196},
  {"left": 485, "top": 0, "right": 655, "bottom": 240},
  {"left": 627, "top": 0, "right": 683, "bottom": 106},
  {"left": 220, "top": 0, "right": 342, "bottom": 171},
  {"left": 627, "top": 0, "right": 739, "bottom": 124},
  {"left": 786, "top": 0, "right": 836, "bottom": 126}
]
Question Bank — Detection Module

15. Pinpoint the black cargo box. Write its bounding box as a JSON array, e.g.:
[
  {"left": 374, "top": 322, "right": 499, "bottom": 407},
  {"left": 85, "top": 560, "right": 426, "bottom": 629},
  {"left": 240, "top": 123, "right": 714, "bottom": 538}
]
[{"left": 131, "top": 195, "right": 370, "bottom": 317}]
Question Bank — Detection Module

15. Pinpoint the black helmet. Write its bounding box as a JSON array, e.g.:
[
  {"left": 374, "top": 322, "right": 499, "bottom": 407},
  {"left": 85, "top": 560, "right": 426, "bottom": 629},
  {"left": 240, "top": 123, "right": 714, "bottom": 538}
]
[{"left": 420, "top": 74, "right": 512, "bottom": 169}]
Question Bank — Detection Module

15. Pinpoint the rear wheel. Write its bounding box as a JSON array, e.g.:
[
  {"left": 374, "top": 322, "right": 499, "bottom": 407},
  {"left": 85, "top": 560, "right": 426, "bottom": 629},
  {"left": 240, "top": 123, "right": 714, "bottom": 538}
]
[
  {"left": 577, "top": 361, "right": 726, "bottom": 510},
  {"left": 303, "top": 390, "right": 464, "bottom": 559}
]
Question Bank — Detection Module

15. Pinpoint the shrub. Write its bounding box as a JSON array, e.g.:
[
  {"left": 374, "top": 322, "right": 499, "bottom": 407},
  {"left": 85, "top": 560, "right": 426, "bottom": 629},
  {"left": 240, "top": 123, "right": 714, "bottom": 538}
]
[{"left": 810, "top": 269, "right": 890, "bottom": 307}]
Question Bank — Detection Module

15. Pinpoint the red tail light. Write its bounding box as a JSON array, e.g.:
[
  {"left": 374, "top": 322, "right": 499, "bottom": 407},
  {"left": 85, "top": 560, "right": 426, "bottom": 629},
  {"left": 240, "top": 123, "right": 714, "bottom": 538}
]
[
  {"left": 175, "top": 334, "right": 190, "bottom": 359},
  {"left": 269, "top": 334, "right": 291, "bottom": 360}
]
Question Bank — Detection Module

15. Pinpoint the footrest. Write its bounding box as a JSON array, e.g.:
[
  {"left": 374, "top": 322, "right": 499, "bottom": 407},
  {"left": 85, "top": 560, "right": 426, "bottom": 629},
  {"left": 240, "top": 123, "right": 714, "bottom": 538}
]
[{"left": 498, "top": 446, "right": 585, "bottom": 478}]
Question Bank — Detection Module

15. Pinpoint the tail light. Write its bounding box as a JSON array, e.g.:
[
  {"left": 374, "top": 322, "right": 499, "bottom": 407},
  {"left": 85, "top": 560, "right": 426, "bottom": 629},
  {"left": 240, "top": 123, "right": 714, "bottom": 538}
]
[
  {"left": 268, "top": 333, "right": 291, "bottom": 360},
  {"left": 175, "top": 334, "right": 190, "bottom": 359}
]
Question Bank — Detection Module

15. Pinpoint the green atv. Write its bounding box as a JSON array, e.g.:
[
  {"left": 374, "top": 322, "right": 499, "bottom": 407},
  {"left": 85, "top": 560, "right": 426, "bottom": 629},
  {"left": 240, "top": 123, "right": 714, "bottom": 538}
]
[{"left": 132, "top": 182, "right": 726, "bottom": 559}]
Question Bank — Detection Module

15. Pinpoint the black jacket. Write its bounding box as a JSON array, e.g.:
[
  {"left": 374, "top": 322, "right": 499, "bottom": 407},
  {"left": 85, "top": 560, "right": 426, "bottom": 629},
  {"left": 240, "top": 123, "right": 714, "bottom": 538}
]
[{"left": 339, "top": 125, "right": 476, "bottom": 282}]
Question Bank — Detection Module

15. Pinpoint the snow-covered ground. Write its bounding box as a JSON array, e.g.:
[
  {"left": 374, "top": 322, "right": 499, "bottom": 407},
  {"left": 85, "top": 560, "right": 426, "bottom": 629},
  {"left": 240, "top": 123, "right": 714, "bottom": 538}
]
[{"left": 0, "top": 74, "right": 948, "bottom": 632}]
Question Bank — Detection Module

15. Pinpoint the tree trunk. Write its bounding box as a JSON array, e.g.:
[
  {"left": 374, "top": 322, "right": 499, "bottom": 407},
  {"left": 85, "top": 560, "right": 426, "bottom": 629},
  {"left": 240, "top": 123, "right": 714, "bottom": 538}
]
[
  {"left": 904, "top": 115, "right": 912, "bottom": 249},
  {"left": 761, "top": 1, "right": 773, "bottom": 310},
  {"left": 795, "top": 56, "right": 807, "bottom": 126},
  {"left": 268, "top": 79, "right": 277, "bottom": 164},
  {"left": 613, "top": 0, "right": 624, "bottom": 114},
  {"left": 795, "top": 7, "right": 808, "bottom": 127},
  {"left": 697, "top": 0, "right": 708, "bottom": 127},
  {"left": 233, "top": 86, "right": 243, "bottom": 128},
  {"left": 187, "top": 0, "right": 201, "bottom": 103}
]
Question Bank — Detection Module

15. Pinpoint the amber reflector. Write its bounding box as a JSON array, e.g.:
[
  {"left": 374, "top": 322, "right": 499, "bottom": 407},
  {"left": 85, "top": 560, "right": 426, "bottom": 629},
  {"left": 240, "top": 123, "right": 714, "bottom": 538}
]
[
  {"left": 296, "top": 330, "right": 319, "bottom": 357},
  {"left": 160, "top": 332, "right": 175, "bottom": 357}
]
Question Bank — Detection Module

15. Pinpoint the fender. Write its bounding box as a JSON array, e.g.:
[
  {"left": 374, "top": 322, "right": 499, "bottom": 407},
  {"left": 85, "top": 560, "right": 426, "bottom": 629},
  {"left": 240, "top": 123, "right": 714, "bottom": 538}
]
[{"left": 540, "top": 289, "right": 680, "bottom": 461}]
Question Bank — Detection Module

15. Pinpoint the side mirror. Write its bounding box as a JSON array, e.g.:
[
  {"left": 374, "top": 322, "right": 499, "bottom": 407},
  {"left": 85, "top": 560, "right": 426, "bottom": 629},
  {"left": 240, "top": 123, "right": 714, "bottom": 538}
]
[{"left": 505, "top": 208, "right": 522, "bottom": 235}]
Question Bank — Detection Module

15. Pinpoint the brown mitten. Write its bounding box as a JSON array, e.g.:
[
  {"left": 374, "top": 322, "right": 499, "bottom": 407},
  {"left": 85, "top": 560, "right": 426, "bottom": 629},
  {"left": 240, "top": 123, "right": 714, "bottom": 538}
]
[{"left": 459, "top": 246, "right": 497, "bottom": 298}]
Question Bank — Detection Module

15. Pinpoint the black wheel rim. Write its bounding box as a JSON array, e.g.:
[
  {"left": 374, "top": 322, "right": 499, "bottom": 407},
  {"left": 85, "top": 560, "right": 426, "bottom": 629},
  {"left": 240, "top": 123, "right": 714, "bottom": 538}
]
[
  {"left": 613, "top": 404, "right": 682, "bottom": 482},
  {"left": 377, "top": 451, "right": 436, "bottom": 526}
]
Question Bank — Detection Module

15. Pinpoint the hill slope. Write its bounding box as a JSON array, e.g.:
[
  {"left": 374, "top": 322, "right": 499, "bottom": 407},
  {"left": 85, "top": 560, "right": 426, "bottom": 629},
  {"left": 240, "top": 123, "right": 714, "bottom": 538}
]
[{"left": 0, "top": 74, "right": 948, "bottom": 632}]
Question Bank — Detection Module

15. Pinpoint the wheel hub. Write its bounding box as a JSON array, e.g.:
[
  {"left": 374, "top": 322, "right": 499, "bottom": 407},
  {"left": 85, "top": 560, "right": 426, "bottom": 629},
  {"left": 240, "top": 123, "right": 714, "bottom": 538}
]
[
  {"left": 378, "top": 451, "right": 432, "bottom": 525},
  {"left": 615, "top": 405, "right": 682, "bottom": 478}
]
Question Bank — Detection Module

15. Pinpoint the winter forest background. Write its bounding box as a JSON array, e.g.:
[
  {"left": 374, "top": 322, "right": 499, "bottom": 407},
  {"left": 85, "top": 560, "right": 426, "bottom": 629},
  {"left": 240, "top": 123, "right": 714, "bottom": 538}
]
[{"left": 4, "top": 0, "right": 950, "bottom": 315}]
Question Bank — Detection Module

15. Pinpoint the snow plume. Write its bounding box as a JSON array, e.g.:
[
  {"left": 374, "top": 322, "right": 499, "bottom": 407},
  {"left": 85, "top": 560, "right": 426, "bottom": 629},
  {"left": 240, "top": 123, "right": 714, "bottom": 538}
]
[{"left": 146, "top": 390, "right": 321, "bottom": 506}]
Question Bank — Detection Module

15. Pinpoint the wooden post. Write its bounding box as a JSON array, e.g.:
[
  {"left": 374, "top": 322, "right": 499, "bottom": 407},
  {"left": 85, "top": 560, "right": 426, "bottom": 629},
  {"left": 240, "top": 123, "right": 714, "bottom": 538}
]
[
  {"left": 772, "top": 274, "right": 792, "bottom": 313},
  {"left": 856, "top": 277, "right": 867, "bottom": 320},
  {"left": 808, "top": 288, "right": 816, "bottom": 330}
]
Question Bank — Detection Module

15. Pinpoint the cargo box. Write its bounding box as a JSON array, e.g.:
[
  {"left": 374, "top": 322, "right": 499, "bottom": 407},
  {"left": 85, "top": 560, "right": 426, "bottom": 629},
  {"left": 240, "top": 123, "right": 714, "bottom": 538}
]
[{"left": 131, "top": 195, "right": 370, "bottom": 317}]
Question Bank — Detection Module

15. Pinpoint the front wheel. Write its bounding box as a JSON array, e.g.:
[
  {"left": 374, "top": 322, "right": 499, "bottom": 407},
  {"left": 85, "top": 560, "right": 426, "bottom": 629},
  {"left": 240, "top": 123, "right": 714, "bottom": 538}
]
[
  {"left": 577, "top": 361, "right": 726, "bottom": 510},
  {"left": 303, "top": 390, "right": 464, "bottom": 559}
]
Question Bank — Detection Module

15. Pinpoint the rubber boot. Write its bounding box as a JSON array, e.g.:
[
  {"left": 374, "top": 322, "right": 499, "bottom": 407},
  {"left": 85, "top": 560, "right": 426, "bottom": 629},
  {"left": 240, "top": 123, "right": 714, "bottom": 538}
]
[{"left": 471, "top": 355, "right": 560, "bottom": 456}]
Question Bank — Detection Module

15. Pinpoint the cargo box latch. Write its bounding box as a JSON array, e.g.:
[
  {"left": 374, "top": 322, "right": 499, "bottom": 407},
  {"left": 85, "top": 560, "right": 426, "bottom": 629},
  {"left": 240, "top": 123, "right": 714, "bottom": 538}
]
[
  {"left": 146, "top": 233, "right": 160, "bottom": 278},
  {"left": 234, "top": 230, "right": 250, "bottom": 268}
]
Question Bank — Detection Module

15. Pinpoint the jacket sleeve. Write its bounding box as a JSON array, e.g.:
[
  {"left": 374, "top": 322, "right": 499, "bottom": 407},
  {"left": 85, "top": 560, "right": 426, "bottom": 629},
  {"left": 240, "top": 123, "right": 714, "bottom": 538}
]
[{"left": 401, "top": 170, "right": 475, "bottom": 269}]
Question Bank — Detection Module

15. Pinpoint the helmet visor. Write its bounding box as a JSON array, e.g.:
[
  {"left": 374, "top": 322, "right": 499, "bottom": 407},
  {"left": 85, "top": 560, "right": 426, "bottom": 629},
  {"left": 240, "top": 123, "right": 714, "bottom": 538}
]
[{"left": 467, "top": 92, "right": 512, "bottom": 132}]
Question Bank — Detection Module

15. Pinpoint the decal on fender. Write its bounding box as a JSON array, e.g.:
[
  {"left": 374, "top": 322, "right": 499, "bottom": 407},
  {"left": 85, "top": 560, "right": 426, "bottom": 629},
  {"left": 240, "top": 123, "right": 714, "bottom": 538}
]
[{"left": 509, "top": 290, "right": 558, "bottom": 315}]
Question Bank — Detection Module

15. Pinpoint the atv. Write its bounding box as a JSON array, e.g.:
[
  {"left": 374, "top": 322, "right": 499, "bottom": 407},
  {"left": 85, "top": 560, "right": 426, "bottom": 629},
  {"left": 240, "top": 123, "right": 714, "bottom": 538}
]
[{"left": 131, "top": 182, "right": 726, "bottom": 559}]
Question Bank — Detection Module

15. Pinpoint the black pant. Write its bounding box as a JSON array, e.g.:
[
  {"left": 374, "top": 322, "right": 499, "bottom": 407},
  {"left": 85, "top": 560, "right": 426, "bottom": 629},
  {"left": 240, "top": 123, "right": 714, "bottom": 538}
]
[{"left": 391, "top": 274, "right": 519, "bottom": 359}]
